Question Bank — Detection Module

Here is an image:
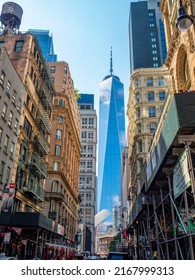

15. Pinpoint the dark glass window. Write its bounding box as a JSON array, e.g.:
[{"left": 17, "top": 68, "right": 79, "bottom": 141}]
[
  {"left": 14, "top": 40, "right": 24, "bottom": 52},
  {"left": 50, "top": 66, "right": 56, "bottom": 73}
]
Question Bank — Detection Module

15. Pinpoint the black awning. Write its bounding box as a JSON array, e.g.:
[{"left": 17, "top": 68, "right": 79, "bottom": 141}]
[{"left": 0, "top": 212, "right": 54, "bottom": 232}]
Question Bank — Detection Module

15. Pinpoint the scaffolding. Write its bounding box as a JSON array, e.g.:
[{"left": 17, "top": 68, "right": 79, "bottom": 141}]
[{"left": 128, "top": 93, "right": 195, "bottom": 260}]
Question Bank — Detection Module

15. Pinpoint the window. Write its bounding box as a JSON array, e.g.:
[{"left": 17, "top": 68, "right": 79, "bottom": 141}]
[
  {"left": 14, "top": 40, "right": 24, "bottom": 52},
  {"left": 152, "top": 44, "right": 157, "bottom": 48},
  {"left": 50, "top": 66, "right": 56, "bottom": 73},
  {"left": 137, "top": 123, "right": 141, "bottom": 133},
  {"left": 2, "top": 103, "right": 7, "bottom": 119},
  {"left": 8, "top": 111, "right": 13, "bottom": 126},
  {"left": 63, "top": 78, "right": 66, "bottom": 84},
  {"left": 150, "top": 123, "right": 157, "bottom": 133},
  {"left": 55, "top": 145, "right": 61, "bottom": 156},
  {"left": 153, "top": 63, "right": 158, "bottom": 67},
  {"left": 0, "top": 161, "right": 5, "bottom": 183},
  {"left": 82, "top": 118, "right": 87, "bottom": 128},
  {"left": 4, "top": 135, "right": 9, "bottom": 152},
  {"left": 149, "top": 23, "right": 155, "bottom": 27},
  {"left": 79, "top": 176, "right": 85, "bottom": 185},
  {"left": 0, "top": 127, "right": 3, "bottom": 143},
  {"left": 157, "top": 77, "right": 164, "bottom": 86},
  {"left": 6, "top": 80, "right": 11, "bottom": 95},
  {"left": 31, "top": 104, "right": 36, "bottom": 116},
  {"left": 135, "top": 92, "right": 140, "bottom": 102},
  {"left": 23, "top": 117, "right": 32, "bottom": 138},
  {"left": 86, "top": 175, "right": 92, "bottom": 184},
  {"left": 159, "top": 91, "right": 165, "bottom": 101},
  {"left": 20, "top": 145, "right": 27, "bottom": 162},
  {"left": 87, "top": 160, "right": 93, "bottom": 171},
  {"left": 89, "top": 118, "right": 94, "bottom": 127},
  {"left": 134, "top": 79, "right": 139, "bottom": 87},
  {"left": 153, "top": 57, "right": 158, "bottom": 61},
  {"left": 62, "top": 88, "right": 65, "bottom": 94},
  {"left": 88, "top": 131, "right": 94, "bottom": 141},
  {"left": 5, "top": 167, "right": 11, "bottom": 183},
  {"left": 148, "top": 92, "right": 154, "bottom": 101},
  {"left": 59, "top": 100, "right": 63, "bottom": 106},
  {"left": 151, "top": 38, "right": 156, "bottom": 42},
  {"left": 13, "top": 119, "right": 19, "bottom": 134},
  {"left": 137, "top": 141, "right": 143, "bottom": 153},
  {"left": 10, "top": 142, "right": 15, "bottom": 158},
  {"left": 64, "top": 66, "right": 67, "bottom": 74},
  {"left": 54, "top": 161, "right": 59, "bottom": 171},
  {"left": 56, "top": 129, "right": 62, "bottom": 139},
  {"left": 81, "top": 131, "right": 87, "bottom": 141},
  {"left": 147, "top": 78, "right": 153, "bottom": 87},
  {"left": 52, "top": 181, "right": 61, "bottom": 193},
  {"left": 136, "top": 108, "right": 141, "bottom": 118},
  {"left": 152, "top": 50, "right": 157, "bottom": 54},
  {"left": 49, "top": 199, "right": 56, "bottom": 212},
  {"left": 12, "top": 90, "right": 17, "bottom": 103},
  {"left": 0, "top": 71, "right": 5, "bottom": 87},
  {"left": 58, "top": 117, "right": 63, "bottom": 123},
  {"left": 0, "top": 41, "right": 5, "bottom": 47},
  {"left": 148, "top": 107, "right": 156, "bottom": 117}
]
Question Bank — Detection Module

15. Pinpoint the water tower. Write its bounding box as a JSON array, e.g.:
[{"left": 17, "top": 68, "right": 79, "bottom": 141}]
[{"left": 0, "top": 2, "right": 23, "bottom": 34}]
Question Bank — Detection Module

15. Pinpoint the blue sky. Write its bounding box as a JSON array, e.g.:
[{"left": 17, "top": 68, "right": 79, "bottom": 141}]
[{"left": 1, "top": 0, "right": 132, "bottom": 130}]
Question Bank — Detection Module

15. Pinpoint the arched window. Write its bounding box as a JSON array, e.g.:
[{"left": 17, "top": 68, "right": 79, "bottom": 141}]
[
  {"left": 56, "top": 129, "right": 62, "bottom": 139},
  {"left": 59, "top": 100, "right": 63, "bottom": 106},
  {"left": 58, "top": 117, "right": 63, "bottom": 123}
]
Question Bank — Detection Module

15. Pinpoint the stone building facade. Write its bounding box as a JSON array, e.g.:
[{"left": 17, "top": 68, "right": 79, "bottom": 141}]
[
  {"left": 127, "top": 66, "right": 170, "bottom": 199},
  {"left": 44, "top": 61, "right": 81, "bottom": 245}
]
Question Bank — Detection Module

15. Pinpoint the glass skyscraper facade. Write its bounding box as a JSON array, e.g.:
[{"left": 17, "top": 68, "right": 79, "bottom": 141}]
[
  {"left": 97, "top": 73, "right": 125, "bottom": 224},
  {"left": 129, "top": 0, "right": 167, "bottom": 73},
  {"left": 28, "top": 29, "right": 57, "bottom": 62}
]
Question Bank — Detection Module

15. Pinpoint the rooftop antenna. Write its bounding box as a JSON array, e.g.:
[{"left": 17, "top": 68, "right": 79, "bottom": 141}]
[{"left": 110, "top": 46, "right": 113, "bottom": 76}]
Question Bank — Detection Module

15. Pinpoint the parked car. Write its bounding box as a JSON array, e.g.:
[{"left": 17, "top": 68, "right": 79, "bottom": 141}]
[
  {"left": 0, "top": 256, "right": 18, "bottom": 260},
  {"left": 87, "top": 255, "right": 99, "bottom": 260},
  {"left": 107, "top": 252, "right": 129, "bottom": 260},
  {"left": 74, "top": 254, "right": 85, "bottom": 260}
]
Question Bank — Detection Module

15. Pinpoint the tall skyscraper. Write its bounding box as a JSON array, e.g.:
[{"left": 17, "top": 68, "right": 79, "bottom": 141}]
[
  {"left": 97, "top": 50, "right": 125, "bottom": 226},
  {"left": 28, "top": 29, "right": 57, "bottom": 62},
  {"left": 129, "top": 0, "right": 167, "bottom": 73},
  {"left": 78, "top": 93, "right": 97, "bottom": 254}
]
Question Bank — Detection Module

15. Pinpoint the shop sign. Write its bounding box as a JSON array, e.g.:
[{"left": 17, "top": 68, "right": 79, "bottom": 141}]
[
  {"left": 173, "top": 149, "right": 191, "bottom": 199},
  {"left": 57, "top": 224, "right": 64, "bottom": 236},
  {"left": 3, "top": 232, "right": 11, "bottom": 244}
]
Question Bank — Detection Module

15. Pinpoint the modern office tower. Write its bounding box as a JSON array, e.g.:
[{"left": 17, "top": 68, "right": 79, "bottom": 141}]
[
  {"left": 129, "top": 0, "right": 167, "bottom": 73},
  {"left": 45, "top": 61, "right": 81, "bottom": 255},
  {"left": 97, "top": 52, "right": 125, "bottom": 229},
  {"left": 28, "top": 29, "right": 57, "bottom": 62},
  {"left": 127, "top": 66, "right": 170, "bottom": 200},
  {"left": 78, "top": 93, "right": 97, "bottom": 255},
  {"left": 0, "top": 47, "right": 25, "bottom": 212}
]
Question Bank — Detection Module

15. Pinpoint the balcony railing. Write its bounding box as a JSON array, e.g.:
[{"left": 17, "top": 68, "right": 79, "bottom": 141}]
[
  {"left": 23, "top": 185, "right": 44, "bottom": 202},
  {"left": 28, "top": 162, "right": 47, "bottom": 179},
  {"left": 33, "top": 134, "right": 49, "bottom": 157}
]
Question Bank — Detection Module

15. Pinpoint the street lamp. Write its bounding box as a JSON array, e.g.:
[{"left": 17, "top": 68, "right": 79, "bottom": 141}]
[{"left": 176, "top": 0, "right": 194, "bottom": 32}]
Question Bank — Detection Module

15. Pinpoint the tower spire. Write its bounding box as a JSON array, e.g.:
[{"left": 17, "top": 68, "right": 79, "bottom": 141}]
[{"left": 110, "top": 46, "right": 113, "bottom": 76}]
